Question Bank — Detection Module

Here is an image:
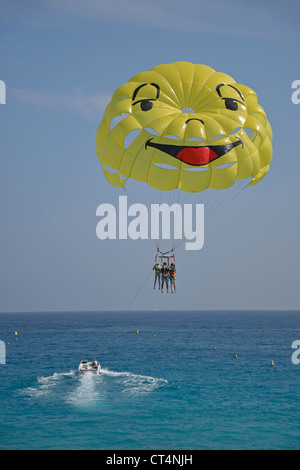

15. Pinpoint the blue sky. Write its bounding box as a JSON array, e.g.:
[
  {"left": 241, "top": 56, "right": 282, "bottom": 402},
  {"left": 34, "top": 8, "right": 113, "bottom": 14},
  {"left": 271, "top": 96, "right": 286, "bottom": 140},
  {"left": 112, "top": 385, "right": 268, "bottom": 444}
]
[{"left": 0, "top": 0, "right": 299, "bottom": 312}]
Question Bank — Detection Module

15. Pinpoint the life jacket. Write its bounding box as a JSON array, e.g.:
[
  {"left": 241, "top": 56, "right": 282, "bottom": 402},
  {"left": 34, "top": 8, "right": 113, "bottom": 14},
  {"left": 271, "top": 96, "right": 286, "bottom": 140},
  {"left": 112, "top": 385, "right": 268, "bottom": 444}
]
[
  {"left": 170, "top": 266, "right": 176, "bottom": 278},
  {"left": 161, "top": 266, "right": 170, "bottom": 278},
  {"left": 155, "top": 264, "right": 161, "bottom": 273}
]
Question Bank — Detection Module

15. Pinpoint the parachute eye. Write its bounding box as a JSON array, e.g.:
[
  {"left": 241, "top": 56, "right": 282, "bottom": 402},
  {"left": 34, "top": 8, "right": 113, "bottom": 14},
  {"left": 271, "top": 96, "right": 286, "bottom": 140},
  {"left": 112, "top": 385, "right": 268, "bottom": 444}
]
[
  {"left": 133, "top": 99, "right": 155, "bottom": 111},
  {"left": 216, "top": 83, "right": 245, "bottom": 112},
  {"left": 224, "top": 98, "right": 239, "bottom": 111},
  {"left": 132, "top": 83, "right": 160, "bottom": 112}
]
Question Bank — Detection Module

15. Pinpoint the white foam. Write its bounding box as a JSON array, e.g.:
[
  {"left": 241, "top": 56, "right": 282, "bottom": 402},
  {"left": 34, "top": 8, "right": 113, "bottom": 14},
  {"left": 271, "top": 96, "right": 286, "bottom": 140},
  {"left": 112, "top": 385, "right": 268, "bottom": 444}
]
[
  {"left": 37, "top": 370, "right": 75, "bottom": 385},
  {"left": 19, "top": 370, "right": 75, "bottom": 398},
  {"left": 66, "top": 372, "right": 104, "bottom": 405},
  {"left": 101, "top": 368, "right": 168, "bottom": 395}
]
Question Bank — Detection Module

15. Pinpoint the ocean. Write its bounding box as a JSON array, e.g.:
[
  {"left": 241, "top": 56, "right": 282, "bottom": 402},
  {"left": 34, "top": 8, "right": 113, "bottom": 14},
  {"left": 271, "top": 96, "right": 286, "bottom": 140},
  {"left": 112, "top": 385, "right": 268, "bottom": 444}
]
[{"left": 0, "top": 310, "right": 299, "bottom": 450}]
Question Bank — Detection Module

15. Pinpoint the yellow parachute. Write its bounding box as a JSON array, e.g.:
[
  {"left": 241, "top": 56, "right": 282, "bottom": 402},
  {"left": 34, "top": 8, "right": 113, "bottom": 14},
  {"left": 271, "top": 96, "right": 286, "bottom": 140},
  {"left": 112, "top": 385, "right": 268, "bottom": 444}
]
[{"left": 96, "top": 61, "right": 272, "bottom": 193}]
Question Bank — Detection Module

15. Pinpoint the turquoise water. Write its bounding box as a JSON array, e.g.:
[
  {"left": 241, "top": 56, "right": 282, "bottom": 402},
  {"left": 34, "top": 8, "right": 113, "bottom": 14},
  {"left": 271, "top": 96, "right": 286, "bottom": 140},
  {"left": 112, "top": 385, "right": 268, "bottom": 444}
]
[{"left": 0, "top": 311, "right": 299, "bottom": 450}]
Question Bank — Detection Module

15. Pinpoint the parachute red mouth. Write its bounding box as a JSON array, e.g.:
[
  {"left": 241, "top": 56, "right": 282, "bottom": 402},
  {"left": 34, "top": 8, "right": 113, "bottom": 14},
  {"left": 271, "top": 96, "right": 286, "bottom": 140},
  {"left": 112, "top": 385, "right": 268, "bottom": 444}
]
[
  {"left": 145, "top": 138, "right": 243, "bottom": 166},
  {"left": 177, "top": 147, "right": 218, "bottom": 165}
]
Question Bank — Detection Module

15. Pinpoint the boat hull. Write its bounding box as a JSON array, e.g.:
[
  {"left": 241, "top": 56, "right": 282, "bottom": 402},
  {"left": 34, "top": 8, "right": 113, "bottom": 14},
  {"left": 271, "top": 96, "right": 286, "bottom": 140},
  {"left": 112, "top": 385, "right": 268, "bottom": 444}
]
[{"left": 78, "top": 360, "right": 101, "bottom": 374}]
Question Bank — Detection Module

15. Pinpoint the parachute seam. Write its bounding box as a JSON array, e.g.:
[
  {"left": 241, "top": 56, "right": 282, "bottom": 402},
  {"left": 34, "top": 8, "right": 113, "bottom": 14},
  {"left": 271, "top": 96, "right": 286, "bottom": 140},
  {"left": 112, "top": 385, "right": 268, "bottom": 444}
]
[
  {"left": 146, "top": 68, "right": 182, "bottom": 109},
  {"left": 192, "top": 67, "right": 217, "bottom": 110},
  {"left": 173, "top": 62, "right": 185, "bottom": 109}
]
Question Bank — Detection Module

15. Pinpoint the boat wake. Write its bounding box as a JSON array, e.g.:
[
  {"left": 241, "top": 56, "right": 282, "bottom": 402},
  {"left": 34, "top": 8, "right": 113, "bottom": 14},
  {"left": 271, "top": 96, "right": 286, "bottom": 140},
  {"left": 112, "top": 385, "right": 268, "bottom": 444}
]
[
  {"left": 18, "top": 370, "right": 75, "bottom": 399},
  {"left": 66, "top": 370, "right": 104, "bottom": 406},
  {"left": 100, "top": 368, "right": 168, "bottom": 395},
  {"left": 17, "top": 368, "right": 168, "bottom": 403}
]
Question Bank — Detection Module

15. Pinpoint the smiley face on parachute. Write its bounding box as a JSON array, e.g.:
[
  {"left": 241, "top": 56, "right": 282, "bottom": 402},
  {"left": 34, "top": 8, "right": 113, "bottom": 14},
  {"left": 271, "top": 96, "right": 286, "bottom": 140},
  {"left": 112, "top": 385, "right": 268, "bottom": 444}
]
[{"left": 96, "top": 62, "right": 272, "bottom": 192}]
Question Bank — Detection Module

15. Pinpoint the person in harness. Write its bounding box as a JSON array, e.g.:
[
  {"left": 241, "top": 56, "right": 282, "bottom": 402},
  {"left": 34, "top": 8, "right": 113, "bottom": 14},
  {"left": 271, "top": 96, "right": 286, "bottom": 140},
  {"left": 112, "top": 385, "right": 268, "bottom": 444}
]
[
  {"left": 153, "top": 261, "right": 162, "bottom": 290},
  {"left": 161, "top": 261, "right": 170, "bottom": 294},
  {"left": 169, "top": 262, "right": 176, "bottom": 294}
]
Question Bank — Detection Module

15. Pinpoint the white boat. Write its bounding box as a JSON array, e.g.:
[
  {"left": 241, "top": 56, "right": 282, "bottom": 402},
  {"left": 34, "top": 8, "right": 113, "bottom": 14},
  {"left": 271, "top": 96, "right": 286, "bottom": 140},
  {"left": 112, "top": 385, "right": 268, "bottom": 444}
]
[{"left": 78, "top": 359, "right": 101, "bottom": 374}]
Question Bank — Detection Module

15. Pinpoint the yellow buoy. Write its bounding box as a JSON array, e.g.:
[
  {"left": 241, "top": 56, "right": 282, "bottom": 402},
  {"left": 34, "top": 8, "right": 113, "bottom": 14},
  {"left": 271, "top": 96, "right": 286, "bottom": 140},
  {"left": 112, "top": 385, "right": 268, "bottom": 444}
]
[
  {"left": 15, "top": 332, "right": 18, "bottom": 335},
  {"left": 173, "top": 339, "right": 176, "bottom": 342},
  {"left": 235, "top": 354, "right": 238, "bottom": 358},
  {"left": 154, "top": 334, "right": 156, "bottom": 337},
  {"left": 271, "top": 360, "right": 274, "bottom": 366},
  {"left": 136, "top": 329, "right": 139, "bottom": 334},
  {"left": 214, "top": 347, "right": 216, "bottom": 351}
]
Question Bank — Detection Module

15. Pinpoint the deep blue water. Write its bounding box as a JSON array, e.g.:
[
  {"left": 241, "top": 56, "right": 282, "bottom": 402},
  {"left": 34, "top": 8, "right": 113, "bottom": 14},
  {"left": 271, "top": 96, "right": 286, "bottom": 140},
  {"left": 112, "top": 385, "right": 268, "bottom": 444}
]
[{"left": 0, "top": 310, "right": 299, "bottom": 450}]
